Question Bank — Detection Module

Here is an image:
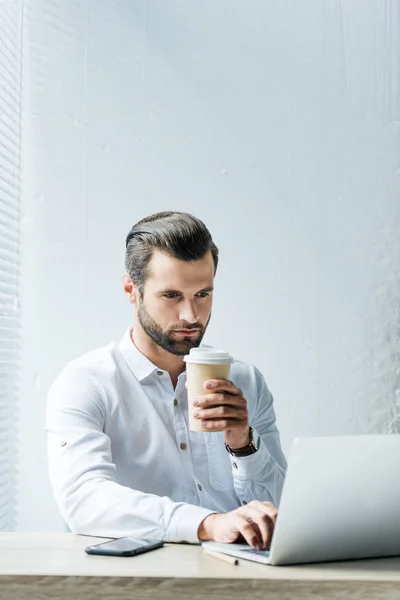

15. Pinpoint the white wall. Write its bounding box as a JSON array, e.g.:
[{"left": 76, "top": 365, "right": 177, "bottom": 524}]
[{"left": 18, "top": 0, "right": 400, "bottom": 531}]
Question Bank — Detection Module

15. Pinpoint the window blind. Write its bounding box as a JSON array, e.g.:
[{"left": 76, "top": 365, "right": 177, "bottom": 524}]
[{"left": 0, "top": 0, "right": 23, "bottom": 531}]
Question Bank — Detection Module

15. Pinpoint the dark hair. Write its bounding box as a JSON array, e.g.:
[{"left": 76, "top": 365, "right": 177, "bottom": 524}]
[{"left": 125, "top": 211, "right": 219, "bottom": 294}]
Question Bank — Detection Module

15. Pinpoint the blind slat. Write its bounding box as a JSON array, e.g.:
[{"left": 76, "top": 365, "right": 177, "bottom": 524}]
[
  {"left": 0, "top": 167, "right": 20, "bottom": 192},
  {"left": 0, "top": 356, "right": 21, "bottom": 363},
  {"left": 0, "top": 176, "right": 20, "bottom": 198},
  {"left": 0, "top": 280, "right": 18, "bottom": 295},
  {"left": 0, "top": 24, "right": 19, "bottom": 54},
  {"left": 0, "top": 145, "right": 20, "bottom": 173},
  {"left": 0, "top": 4, "right": 19, "bottom": 26},
  {"left": 0, "top": 46, "right": 21, "bottom": 81},
  {"left": 0, "top": 64, "right": 20, "bottom": 99},
  {"left": 0, "top": 191, "right": 20, "bottom": 217},
  {"left": 0, "top": 262, "right": 19, "bottom": 281},
  {"left": 0, "top": 208, "right": 19, "bottom": 231},
  {"left": 0, "top": 245, "right": 20, "bottom": 264},
  {"left": 0, "top": 246, "right": 19, "bottom": 264},
  {"left": 0, "top": 220, "right": 19, "bottom": 243},
  {"left": 0, "top": 103, "right": 21, "bottom": 135},
  {"left": 0, "top": 37, "right": 19, "bottom": 63},
  {"left": 0, "top": 313, "right": 20, "bottom": 322},
  {"left": 0, "top": 0, "right": 22, "bottom": 533},
  {"left": 0, "top": 269, "right": 18, "bottom": 286},
  {"left": 0, "top": 12, "right": 19, "bottom": 28},
  {"left": 0, "top": 130, "right": 20, "bottom": 159},
  {"left": 0, "top": 223, "right": 19, "bottom": 246},
  {"left": 0, "top": 107, "right": 21, "bottom": 137},
  {"left": 0, "top": 164, "right": 21, "bottom": 191},
  {"left": 0, "top": 345, "right": 20, "bottom": 352}
]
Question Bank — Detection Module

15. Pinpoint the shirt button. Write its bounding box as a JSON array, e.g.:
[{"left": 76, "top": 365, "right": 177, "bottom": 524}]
[
  {"left": 242, "top": 500, "right": 247, "bottom": 505},
  {"left": 157, "top": 371, "right": 163, "bottom": 376},
  {"left": 174, "top": 399, "right": 178, "bottom": 406},
  {"left": 197, "top": 484, "right": 202, "bottom": 491},
  {"left": 180, "top": 442, "right": 187, "bottom": 450},
  {"left": 232, "top": 462, "right": 238, "bottom": 469}
]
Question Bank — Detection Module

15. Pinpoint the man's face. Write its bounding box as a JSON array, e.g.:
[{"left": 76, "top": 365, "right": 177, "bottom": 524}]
[{"left": 135, "top": 250, "right": 214, "bottom": 356}]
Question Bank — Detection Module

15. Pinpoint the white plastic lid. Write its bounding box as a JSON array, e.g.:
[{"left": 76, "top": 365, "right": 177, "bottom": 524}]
[{"left": 183, "top": 347, "right": 233, "bottom": 365}]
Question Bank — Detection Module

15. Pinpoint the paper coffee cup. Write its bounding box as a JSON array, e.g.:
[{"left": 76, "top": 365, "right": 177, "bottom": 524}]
[{"left": 184, "top": 348, "right": 234, "bottom": 432}]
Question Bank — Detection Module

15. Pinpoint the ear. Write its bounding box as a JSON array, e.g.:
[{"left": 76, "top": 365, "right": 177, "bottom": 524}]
[{"left": 122, "top": 273, "right": 139, "bottom": 305}]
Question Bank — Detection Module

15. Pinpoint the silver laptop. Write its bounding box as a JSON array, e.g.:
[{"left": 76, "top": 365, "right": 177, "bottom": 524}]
[{"left": 203, "top": 435, "right": 400, "bottom": 565}]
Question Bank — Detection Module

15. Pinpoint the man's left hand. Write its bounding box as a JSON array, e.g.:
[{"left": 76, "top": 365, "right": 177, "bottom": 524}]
[{"left": 193, "top": 379, "right": 250, "bottom": 449}]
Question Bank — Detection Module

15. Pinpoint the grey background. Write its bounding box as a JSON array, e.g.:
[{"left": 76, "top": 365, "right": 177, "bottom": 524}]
[{"left": 18, "top": 0, "right": 400, "bottom": 531}]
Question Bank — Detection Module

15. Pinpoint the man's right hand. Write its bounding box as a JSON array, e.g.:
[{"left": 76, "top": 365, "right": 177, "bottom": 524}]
[{"left": 197, "top": 500, "right": 278, "bottom": 550}]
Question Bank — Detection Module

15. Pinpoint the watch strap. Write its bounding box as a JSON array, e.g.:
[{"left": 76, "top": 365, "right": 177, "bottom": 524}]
[{"left": 225, "top": 427, "right": 259, "bottom": 457}]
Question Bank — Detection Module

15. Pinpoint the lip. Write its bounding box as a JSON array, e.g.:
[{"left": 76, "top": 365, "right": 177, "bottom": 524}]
[{"left": 174, "top": 330, "right": 200, "bottom": 336}]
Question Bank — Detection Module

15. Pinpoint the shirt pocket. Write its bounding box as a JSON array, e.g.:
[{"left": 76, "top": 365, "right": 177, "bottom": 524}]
[{"left": 205, "top": 432, "right": 234, "bottom": 491}]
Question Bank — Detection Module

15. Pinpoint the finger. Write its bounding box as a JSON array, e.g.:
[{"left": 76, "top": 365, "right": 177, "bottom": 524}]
[
  {"left": 234, "top": 515, "right": 262, "bottom": 550},
  {"left": 239, "top": 502, "right": 278, "bottom": 547},
  {"left": 195, "top": 393, "right": 244, "bottom": 409},
  {"left": 194, "top": 405, "right": 247, "bottom": 421},
  {"left": 244, "top": 501, "right": 278, "bottom": 532},
  {"left": 204, "top": 380, "right": 242, "bottom": 396},
  {"left": 200, "top": 418, "right": 242, "bottom": 430},
  {"left": 256, "top": 501, "right": 279, "bottom": 526},
  {"left": 198, "top": 416, "right": 247, "bottom": 429},
  {"left": 238, "top": 506, "right": 274, "bottom": 549},
  {"left": 257, "top": 515, "right": 274, "bottom": 549}
]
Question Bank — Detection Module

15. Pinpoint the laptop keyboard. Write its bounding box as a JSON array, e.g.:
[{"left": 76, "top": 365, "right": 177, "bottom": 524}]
[{"left": 242, "top": 549, "right": 270, "bottom": 557}]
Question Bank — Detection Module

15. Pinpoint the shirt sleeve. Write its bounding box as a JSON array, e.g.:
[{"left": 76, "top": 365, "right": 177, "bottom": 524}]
[
  {"left": 45, "top": 365, "right": 214, "bottom": 543},
  {"left": 229, "top": 366, "right": 287, "bottom": 506}
]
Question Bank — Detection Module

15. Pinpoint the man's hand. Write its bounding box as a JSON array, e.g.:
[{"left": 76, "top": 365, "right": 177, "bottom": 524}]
[
  {"left": 198, "top": 501, "right": 278, "bottom": 550},
  {"left": 192, "top": 379, "right": 250, "bottom": 448}
]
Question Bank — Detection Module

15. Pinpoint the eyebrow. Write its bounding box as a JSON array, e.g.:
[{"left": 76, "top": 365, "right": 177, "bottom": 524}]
[{"left": 158, "top": 287, "right": 214, "bottom": 295}]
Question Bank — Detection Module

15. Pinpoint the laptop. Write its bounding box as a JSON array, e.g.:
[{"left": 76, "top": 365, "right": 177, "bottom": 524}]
[{"left": 202, "top": 434, "right": 400, "bottom": 565}]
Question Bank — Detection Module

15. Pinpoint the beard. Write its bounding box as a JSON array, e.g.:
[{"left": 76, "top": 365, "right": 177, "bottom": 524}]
[{"left": 137, "top": 303, "right": 210, "bottom": 356}]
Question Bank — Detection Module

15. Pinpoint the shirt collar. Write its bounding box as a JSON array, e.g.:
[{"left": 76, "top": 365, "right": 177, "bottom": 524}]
[{"left": 118, "top": 326, "right": 161, "bottom": 382}]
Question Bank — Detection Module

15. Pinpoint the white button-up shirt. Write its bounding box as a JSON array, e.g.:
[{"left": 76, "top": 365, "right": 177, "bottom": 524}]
[{"left": 46, "top": 327, "right": 287, "bottom": 543}]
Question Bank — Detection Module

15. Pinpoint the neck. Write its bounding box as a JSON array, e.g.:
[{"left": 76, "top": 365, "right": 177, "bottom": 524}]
[{"left": 131, "top": 326, "right": 186, "bottom": 388}]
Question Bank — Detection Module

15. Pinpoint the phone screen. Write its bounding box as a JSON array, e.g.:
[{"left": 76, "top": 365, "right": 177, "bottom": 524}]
[
  {"left": 96, "top": 538, "right": 155, "bottom": 552},
  {"left": 85, "top": 537, "right": 164, "bottom": 556}
]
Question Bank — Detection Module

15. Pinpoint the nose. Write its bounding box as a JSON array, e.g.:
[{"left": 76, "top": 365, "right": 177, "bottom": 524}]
[{"left": 179, "top": 300, "right": 198, "bottom": 325}]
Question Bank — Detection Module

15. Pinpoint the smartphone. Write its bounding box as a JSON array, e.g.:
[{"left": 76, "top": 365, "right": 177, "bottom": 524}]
[{"left": 85, "top": 537, "right": 164, "bottom": 557}]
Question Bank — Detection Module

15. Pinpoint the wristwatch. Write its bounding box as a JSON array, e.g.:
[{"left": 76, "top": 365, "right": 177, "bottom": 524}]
[{"left": 225, "top": 427, "right": 259, "bottom": 457}]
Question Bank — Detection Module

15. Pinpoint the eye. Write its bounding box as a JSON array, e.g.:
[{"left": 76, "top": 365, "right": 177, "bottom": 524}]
[
  {"left": 164, "top": 293, "right": 179, "bottom": 299},
  {"left": 196, "top": 292, "right": 210, "bottom": 298}
]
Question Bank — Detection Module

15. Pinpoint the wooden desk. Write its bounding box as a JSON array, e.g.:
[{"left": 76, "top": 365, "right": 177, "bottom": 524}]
[{"left": 1, "top": 533, "right": 400, "bottom": 599}]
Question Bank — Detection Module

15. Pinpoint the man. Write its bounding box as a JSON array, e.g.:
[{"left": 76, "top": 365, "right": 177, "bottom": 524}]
[{"left": 46, "top": 211, "right": 287, "bottom": 550}]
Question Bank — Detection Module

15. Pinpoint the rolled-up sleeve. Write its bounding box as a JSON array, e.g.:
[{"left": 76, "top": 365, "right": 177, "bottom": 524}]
[
  {"left": 46, "top": 366, "right": 214, "bottom": 543},
  {"left": 230, "top": 367, "right": 287, "bottom": 506}
]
